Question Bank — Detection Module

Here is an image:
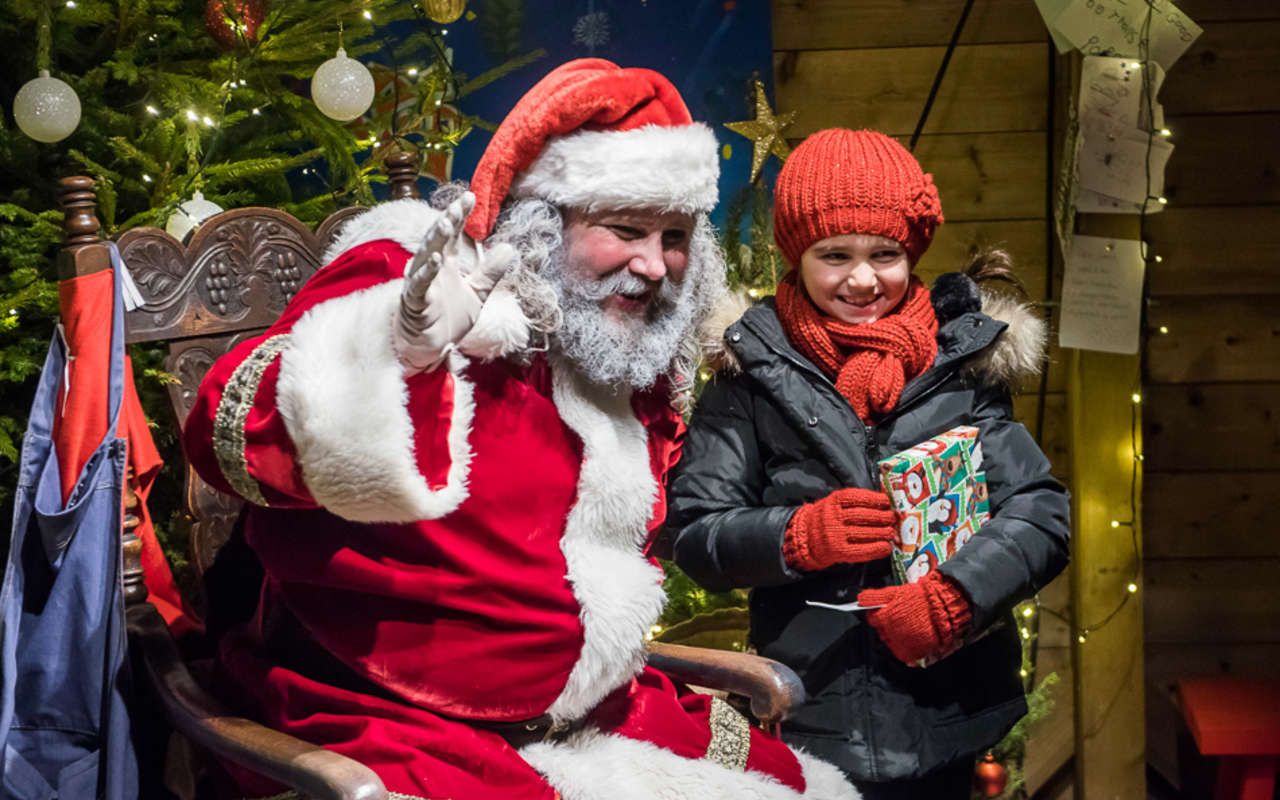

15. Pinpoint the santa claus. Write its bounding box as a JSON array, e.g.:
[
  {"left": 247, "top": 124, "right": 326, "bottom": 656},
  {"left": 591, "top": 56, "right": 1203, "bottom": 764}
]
[{"left": 184, "top": 59, "right": 859, "bottom": 800}]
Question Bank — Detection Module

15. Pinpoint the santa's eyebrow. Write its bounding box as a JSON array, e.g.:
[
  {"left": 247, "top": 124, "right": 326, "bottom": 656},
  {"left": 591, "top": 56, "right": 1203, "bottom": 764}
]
[{"left": 592, "top": 211, "right": 692, "bottom": 229}]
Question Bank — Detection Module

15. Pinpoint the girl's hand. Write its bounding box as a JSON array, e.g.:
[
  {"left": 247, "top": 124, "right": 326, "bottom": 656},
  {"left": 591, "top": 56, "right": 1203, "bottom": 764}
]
[
  {"left": 782, "top": 487, "right": 896, "bottom": 571},
  {"left": 857, "top": 571, "right": 972, "bottom": 665}
]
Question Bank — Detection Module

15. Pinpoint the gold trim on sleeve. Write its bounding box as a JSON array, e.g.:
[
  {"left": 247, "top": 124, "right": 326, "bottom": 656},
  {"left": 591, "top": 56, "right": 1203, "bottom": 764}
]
[{"left": 213, "top": 334, "right": 290, "bottom": 506}]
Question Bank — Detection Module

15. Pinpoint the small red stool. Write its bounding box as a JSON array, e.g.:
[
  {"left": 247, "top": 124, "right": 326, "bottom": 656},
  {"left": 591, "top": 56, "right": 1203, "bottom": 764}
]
[{"left": 1178, "top": 677, "right": 1280, "bottom": 800}]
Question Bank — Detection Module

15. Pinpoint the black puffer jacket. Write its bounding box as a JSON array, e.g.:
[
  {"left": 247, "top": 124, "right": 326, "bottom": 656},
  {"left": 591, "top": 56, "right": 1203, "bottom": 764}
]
[{"left": 666, "top": 274, "right": 1070, "bottom": 782}]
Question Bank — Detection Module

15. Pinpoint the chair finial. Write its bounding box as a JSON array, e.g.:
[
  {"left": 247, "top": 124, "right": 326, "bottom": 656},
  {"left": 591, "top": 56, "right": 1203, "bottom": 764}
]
[
  {"left": 385, "top": 151, "right": 422, "bottom": 200},
  {"left": 58, "top": 176, "right": 103, "bottom": 248}
]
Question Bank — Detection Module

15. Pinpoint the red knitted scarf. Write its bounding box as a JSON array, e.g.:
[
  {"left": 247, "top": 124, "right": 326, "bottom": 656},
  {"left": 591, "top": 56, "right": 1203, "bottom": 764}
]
[{"left": 776, "top": 273, "right": 939, "bottom": 423}]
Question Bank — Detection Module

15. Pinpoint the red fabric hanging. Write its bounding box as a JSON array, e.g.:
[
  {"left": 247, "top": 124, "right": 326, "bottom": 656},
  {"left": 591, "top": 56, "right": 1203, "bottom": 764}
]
[{"left": 53, "top": 269, "right": 201, "bottom": 637}]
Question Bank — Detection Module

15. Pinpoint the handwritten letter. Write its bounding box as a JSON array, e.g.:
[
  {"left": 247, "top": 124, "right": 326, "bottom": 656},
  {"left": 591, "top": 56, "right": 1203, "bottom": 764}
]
[{"left": 1059, "top": 235, "right": 1146, "bottom": 355}]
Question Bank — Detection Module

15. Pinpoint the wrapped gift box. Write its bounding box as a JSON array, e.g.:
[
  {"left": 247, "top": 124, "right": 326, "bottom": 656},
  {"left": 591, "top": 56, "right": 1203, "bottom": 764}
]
[{"left": 878, "top": 425, "right": 991, "bottom": 585}]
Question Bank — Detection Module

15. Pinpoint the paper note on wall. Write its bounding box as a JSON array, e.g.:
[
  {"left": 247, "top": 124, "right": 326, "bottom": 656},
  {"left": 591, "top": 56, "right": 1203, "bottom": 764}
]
[
  {"left": 1077, "top": 116, "right": 1173, "bottom": 204},
  {"left": 1049, "top": 0, "right": 1202, "bottom": 72},
  {"left": 1079, "top": 56, "right": 1167, "bottom": 131},
  {"left": 1035, "top": 0, "right": 1076, "bottom": 52},
  {"left": 1059, "top": 235, "right": 1146, "bottom": 354}
]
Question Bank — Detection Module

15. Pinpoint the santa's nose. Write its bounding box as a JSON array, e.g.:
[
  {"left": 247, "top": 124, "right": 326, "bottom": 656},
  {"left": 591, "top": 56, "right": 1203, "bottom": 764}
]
[{"left": 627, "top": 235, "right": 668, "bottom": 282}]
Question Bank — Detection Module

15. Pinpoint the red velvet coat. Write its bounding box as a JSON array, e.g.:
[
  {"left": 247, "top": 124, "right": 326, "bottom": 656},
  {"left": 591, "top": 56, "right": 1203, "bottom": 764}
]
[{"left": 183, "top": 199, "right": 856, "bottom": 800}]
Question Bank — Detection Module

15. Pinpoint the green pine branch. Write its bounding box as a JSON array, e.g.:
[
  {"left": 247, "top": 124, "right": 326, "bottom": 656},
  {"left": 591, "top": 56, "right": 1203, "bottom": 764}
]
[{"left": 0, "top": 0, "right": 538, "bottom": 514}]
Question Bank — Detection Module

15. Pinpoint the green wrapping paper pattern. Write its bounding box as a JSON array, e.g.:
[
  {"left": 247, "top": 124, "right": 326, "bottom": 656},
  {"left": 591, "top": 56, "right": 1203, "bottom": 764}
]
[{"left": 878, "top": 425, "right": 991, "bottom": 585}]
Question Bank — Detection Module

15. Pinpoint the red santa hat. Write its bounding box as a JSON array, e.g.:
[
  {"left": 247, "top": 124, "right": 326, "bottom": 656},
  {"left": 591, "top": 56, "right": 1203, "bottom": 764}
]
[{"left": 464, "top": 58, "right": 721, "bottom": 241}]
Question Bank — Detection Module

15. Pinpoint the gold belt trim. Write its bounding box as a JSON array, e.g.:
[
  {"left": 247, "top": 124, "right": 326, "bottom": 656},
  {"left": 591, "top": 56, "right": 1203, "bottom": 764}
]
[{"left": 704, "top": 696, "right": 751, "bottom": 772}]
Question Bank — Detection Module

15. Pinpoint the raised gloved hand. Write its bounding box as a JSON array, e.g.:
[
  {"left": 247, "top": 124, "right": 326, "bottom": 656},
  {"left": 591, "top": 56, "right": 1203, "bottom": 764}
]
[
  {"left": 857, "top": 571, "right": 973, "bottom": 665},
  {"left": 782, "top": 487, "right": 897, "bottom": 571},
  {"left": 394, "top": 192, "right": 517, "bottom": 373}
]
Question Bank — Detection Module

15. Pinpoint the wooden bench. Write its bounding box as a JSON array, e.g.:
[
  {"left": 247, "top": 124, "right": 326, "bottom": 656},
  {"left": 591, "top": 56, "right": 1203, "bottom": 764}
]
[{"left": 1178, "top": 677, "right": 1280, "bottom": 800}]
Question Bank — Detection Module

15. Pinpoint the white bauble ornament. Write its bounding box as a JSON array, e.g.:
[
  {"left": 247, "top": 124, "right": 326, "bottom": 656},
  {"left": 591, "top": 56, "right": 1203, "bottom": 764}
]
[
  {"left": 13, "top": 70, "right": 82, "bottom": 143},
  {"left": 311, "top": 48, "right": 375, "bottom": 122},
  {"left": 165, "top": 191, "right": 224, "bottom": 243}
]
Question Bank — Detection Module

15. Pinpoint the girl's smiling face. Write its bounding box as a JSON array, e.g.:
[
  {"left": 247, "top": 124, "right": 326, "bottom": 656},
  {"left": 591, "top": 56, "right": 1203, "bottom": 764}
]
[{"left": 797, "top": 233, "right": 912, "bottom": 324}]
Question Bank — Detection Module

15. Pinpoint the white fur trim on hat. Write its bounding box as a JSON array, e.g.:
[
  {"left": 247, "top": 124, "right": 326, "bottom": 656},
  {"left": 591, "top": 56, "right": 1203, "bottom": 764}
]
[
  {"left": 520, "top": 727, "right": 862, "bottom": 800},
  {"left": 277, "top": 280, "right": 475, "bottom": 523},
  {"left": 511, "top": 124, "right": 721, "bottom": 215}
]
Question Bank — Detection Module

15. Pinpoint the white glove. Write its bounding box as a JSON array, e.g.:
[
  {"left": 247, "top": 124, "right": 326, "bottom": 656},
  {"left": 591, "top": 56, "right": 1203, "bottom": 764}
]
[{"left": 394, "top": 192, "right": 516, "bottom": 373}]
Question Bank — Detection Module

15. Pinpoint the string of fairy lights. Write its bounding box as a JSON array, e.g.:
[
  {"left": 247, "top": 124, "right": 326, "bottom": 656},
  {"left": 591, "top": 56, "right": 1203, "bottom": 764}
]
[{"left": 1037, "top": 0, "right": 1171, "bottom": 652}]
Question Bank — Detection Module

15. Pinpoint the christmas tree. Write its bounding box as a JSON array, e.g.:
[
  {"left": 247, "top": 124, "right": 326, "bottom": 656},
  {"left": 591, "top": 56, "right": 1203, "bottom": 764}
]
[{"left": 0, "top": 0, "right": 539, "bottom": 511}]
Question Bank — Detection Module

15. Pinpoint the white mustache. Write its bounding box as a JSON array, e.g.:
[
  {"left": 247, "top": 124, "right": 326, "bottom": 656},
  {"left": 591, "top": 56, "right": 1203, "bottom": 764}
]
[{"left": 569, "top": 270, "right": 680, "bottom": 308}]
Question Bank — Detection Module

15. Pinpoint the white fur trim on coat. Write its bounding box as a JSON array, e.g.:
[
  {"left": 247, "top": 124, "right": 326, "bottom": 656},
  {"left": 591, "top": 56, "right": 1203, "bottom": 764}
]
[
  {"left": 520, "top": 728, "right": 861, "bottom": 800},
  {"left": 276, "top": 280, "right": 475, "bottom": 523},
  {"left": 458, "top": 283, "right": 530, "bottom": 361},
  {"left": 321, "top": 198, "right": 440, "bottom": 265},
  {"left": 511, "top": 124, "right": 721, "bottom": 215},
  {"left": 963, "top": 288, "right": 1048, "bottom": 389},
  {"left": 545, "top": 360, "right": 668, "bottom": 724}
]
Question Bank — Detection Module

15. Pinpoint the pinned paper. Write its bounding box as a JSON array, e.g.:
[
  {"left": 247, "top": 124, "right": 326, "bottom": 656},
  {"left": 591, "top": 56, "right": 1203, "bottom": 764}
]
[
  {"left": 1048, "top": 0, "right": 1202, "bottom": 72},
  {"left": 1059, "top": 235, "right": 1146, "bottom": 354},
  {"left": 1079, "top": 56, "right": 1167, "bottom": 131},
  {"left": 1034, "top": 0, "right": 1075, "bottom": 52},
  {"left": 1077, "top": 115, "right": 1173, "bottom": 204}
]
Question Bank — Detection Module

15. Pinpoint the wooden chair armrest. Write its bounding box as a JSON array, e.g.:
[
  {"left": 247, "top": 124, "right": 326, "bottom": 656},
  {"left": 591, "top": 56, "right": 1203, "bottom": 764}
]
[
  {"left": 126, "top": 603, "right": 386, "bottom": 800},
  {"left": 645, "top": 641, "right": 805, "bottom": 727}
]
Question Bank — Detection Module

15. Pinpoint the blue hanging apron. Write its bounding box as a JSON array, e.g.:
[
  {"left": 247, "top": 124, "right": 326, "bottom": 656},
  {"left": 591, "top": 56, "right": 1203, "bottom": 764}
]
[{"left": 0, "top": 245, "right": 139, "bottom": 799}]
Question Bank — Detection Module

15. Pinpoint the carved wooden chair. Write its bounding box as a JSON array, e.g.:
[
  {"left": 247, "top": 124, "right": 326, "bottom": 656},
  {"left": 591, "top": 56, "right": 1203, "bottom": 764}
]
[{"left": 55, "top": 157, "right": 803, "bottom": 800}]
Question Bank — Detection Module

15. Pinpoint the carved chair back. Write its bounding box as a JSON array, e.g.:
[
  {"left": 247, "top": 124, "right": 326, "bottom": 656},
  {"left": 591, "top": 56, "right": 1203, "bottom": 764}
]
[{"left": 57, "top": 155, "right": 422, "bottom": 593}]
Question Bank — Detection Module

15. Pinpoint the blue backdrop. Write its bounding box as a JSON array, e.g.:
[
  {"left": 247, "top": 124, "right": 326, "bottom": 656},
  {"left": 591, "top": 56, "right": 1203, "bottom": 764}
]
[{"left": 424, "top": 0, "right": 774, "bottom": 227}]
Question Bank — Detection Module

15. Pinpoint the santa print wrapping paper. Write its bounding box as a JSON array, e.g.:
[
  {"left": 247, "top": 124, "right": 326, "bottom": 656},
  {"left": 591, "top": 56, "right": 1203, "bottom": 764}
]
[{"left": 878, "top": 425, "right": 991, "bottom": 585}]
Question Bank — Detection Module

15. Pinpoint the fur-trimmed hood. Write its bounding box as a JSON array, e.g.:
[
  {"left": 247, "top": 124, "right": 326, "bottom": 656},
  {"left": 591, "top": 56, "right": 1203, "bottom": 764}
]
[{"left": 699, "top": 272, "right": 1047, "bottom": 391}]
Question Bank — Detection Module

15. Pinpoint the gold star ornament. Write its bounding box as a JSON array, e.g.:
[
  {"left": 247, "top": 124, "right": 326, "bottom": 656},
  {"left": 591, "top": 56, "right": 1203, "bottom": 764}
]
[{"left": 724, "top": 80, "right": 798, "bottom": 183}]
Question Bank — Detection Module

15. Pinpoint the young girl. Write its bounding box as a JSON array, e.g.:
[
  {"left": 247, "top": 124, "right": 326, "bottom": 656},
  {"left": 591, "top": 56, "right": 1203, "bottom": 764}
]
[{"left": 666, "top": 129, "right": 1070, "bottom": 800}]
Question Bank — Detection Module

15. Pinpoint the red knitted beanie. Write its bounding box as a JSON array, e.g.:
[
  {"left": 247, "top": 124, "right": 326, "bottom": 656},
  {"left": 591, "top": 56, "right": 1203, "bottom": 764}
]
[{"left": 772, "top": 128, "right": 944, "bottom": 267}]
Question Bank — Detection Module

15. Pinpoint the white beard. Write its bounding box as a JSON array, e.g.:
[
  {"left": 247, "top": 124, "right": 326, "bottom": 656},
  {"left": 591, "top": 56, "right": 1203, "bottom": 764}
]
[
  {"left": 544, "top": 248, "right": 700, "bottom": 391},
  {"left": 488, "top": 198, "right": 727, "bottom": 393}
]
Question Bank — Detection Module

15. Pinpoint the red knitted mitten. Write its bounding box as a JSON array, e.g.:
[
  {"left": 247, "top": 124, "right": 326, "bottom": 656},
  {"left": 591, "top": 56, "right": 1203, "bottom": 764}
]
[
  {"left": 858, "top": 571, "right": 974, "bottom": 665},
  {"left": 782, "top": 487, "right": 896, "bottom": 571}
]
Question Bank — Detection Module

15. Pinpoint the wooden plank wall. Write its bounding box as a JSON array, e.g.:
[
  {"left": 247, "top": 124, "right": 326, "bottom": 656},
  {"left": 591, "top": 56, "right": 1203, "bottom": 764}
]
[
  {"left": 771, "top": 2, "right": 1074, "bottom": 794},
  {"left": 1141, "top": 1, "right": 1280, "bottom": 788}
]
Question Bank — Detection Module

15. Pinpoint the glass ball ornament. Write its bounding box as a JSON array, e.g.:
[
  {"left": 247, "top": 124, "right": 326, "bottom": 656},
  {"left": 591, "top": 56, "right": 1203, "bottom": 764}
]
[
  {"left": 13, "top": 70, "right": 82, "bottom": 143},
  {"left": 422, "top": 0, "right": 467, "bottom": 23},
  {"left": 165, "top": 191, "right": 224, "bottom": 244},
  {"left": 204, "top": 0, "right": 266, "bottom": 49},
  {"left": 311, "top": 48, "right": 375, "bottom": 122}
]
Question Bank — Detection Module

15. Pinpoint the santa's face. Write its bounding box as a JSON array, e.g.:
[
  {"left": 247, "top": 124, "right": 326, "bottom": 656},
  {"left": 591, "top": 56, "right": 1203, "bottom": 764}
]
[
  {"left": 500, "top": 202, "right": 718, "bottom": 390},
  {"left": 562, "top": 208, "right": 694, "bottom": 323}
]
